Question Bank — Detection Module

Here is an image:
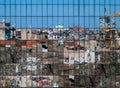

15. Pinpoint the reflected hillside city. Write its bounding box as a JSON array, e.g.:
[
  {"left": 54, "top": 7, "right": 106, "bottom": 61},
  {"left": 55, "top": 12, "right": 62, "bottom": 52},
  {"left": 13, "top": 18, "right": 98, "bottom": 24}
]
[{"left": 0, "top": 0, "right": 120, "bottom": 88}]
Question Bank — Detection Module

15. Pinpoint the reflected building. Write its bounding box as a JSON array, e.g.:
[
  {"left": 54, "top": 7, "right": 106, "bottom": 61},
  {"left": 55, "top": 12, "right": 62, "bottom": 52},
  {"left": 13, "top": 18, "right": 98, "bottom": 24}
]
[{"left": 0, "top": 20, "right": 16, "bottom": 40}]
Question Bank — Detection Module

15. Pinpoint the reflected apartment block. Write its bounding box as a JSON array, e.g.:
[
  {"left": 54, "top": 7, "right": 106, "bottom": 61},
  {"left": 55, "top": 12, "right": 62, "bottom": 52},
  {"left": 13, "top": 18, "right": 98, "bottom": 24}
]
[{"left": 0, "top": 20, "right": 16, "bottom": 40}]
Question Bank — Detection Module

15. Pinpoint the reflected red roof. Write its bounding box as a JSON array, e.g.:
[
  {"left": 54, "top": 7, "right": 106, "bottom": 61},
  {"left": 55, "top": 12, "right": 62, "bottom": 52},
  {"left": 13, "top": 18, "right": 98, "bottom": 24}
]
[
  {"left": 0, "top": 40, "right": 16, "bottom": 45},
  {"left": 0, "top": 40, "right": 37, "bottom": 48}
]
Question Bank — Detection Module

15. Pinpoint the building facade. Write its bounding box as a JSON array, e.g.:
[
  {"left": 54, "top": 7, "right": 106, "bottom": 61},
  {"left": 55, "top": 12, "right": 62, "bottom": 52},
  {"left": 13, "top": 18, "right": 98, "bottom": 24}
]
[{"left": 0, "top": 21, "right": 16, "bottom": 40}]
